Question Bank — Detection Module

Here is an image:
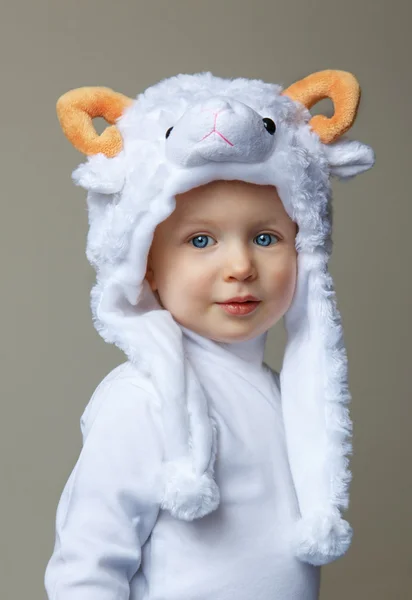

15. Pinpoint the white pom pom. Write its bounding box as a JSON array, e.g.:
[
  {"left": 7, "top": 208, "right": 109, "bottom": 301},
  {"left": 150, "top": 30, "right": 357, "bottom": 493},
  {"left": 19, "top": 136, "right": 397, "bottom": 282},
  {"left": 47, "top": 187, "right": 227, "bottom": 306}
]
[
  {"left": 161, "top": 457, "right": 220, "bottom": 521},
  {"left": 293, "top": 512, "right": 353, "bottom": 566}
]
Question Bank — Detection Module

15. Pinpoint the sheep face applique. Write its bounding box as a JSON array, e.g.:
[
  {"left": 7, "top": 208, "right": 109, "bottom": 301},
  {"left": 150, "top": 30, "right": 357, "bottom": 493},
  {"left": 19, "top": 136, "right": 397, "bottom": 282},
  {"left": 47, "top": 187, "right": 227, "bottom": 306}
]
[{"left": 164, "top": 96, "right": 277, "bottom": 167}]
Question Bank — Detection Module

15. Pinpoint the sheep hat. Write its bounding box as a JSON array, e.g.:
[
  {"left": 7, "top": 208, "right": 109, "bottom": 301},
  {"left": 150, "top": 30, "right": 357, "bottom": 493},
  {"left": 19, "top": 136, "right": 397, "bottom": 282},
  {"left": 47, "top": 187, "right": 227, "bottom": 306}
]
[{"left": 56, "top": 70, "right": 375, "bottom": 566}]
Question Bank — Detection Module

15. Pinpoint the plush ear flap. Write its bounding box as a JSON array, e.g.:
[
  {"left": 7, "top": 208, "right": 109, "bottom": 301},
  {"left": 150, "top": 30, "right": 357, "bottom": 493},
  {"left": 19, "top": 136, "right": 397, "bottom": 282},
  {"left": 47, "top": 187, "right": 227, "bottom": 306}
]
[
  {"left": 56, "top": 87, "right": 133, "bottom": 157},
  {"left": 282, "top": 70, "right": 361, "bottom": 144},
  {"left": 323, "top": 138, "right": 375, "bottom": 179}
]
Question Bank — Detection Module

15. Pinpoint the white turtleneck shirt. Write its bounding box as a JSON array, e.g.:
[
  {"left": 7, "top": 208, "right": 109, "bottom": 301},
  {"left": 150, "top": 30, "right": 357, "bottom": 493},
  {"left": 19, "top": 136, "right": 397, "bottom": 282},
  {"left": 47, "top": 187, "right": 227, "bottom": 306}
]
[{"left": 44, "top": 324, "right": 321, "bottom": 600}]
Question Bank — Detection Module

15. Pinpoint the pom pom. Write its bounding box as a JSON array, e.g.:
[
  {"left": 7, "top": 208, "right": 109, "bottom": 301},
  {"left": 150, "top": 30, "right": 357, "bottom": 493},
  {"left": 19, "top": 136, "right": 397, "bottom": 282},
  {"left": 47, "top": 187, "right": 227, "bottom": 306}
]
[
  {"left": 293, "top": 512, "right": 353, "bottom": 566},
  {"left": 161, "top": 457, "right": 220, "bottom": 521}
]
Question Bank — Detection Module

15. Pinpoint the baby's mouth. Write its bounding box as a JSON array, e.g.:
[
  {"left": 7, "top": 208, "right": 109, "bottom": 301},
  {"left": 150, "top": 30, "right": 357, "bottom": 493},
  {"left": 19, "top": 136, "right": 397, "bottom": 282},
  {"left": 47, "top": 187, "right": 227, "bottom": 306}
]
[{"left": 216, "top": 300, "right": 261, "bottom": 316}]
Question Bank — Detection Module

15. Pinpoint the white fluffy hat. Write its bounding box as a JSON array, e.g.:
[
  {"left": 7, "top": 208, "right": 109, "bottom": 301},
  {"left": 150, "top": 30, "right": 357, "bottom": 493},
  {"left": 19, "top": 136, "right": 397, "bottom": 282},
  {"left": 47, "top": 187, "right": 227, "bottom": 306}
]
[{"left": 57, "top": 70, "right": 375, "bottom": 566}]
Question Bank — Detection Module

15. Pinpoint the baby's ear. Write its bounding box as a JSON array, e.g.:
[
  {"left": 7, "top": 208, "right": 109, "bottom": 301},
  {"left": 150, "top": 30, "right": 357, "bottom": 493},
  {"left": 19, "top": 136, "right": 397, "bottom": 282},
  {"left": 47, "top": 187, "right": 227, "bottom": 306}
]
[
  {"left": 144, "top": 253, "right": 157, "bottom": 292},
  {"left": 323, "top": 138, "right": 375, "bottom": 180}
]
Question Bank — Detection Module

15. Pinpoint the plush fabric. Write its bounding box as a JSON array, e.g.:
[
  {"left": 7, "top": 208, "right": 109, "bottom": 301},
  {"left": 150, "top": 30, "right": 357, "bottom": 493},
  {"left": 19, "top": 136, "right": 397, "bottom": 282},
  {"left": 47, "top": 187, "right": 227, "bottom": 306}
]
[
  {"left": 56, "top": 87, "right": 132, "bottom": 157},
  {"left": 281, "top": 69, "right": 361, "bottom": 143}
]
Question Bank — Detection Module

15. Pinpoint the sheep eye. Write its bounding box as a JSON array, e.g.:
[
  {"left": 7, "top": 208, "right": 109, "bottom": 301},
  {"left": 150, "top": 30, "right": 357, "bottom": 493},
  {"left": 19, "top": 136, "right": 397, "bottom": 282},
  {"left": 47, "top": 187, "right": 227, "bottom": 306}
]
[
  {"left": 262, "top": 118, "right": 276, "bottom": 135},
  {"left": 165, "top": 127, "right": 174, "bottom": 139}
]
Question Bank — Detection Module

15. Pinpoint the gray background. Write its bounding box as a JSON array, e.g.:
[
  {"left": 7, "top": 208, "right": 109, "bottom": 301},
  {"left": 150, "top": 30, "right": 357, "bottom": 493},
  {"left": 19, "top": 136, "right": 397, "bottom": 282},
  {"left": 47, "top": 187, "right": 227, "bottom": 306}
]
[{"left": 1, "top": 1, "right": 410, "bottom": 598}]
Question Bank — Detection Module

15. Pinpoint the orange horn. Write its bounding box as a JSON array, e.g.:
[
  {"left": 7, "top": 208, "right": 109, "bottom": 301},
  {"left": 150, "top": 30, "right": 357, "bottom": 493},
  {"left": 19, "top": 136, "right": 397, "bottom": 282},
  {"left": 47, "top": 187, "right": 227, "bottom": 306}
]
[
  {"left": 282, "top": 70, "right": 361, "bottom": 144},
  {"left": 56, "top": 87, "right": 133, "bottom": 157}
]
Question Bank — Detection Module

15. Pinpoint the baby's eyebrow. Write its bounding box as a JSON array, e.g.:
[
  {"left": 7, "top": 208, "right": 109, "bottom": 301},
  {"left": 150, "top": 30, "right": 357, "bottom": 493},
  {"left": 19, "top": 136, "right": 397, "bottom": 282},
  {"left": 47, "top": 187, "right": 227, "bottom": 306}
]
[
  {"left": 251, "top": 218, "right": 279, "bottom": 228},
  {"left": 180, "top": 218, "right": 219, "bottom": 226},
  {"left": 180, "top": 217, "right": 278, "bottom": 227}
]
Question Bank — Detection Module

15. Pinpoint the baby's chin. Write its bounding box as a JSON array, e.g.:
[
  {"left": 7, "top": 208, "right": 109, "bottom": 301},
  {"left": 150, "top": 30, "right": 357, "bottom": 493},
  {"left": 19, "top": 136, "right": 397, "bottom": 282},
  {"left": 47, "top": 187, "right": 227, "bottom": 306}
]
[
  {"left": 176, "top": 313, "right": 271, "bottom": 344},
  {"left": 207, "top": 326, "right": 268, "bottom": 344}
]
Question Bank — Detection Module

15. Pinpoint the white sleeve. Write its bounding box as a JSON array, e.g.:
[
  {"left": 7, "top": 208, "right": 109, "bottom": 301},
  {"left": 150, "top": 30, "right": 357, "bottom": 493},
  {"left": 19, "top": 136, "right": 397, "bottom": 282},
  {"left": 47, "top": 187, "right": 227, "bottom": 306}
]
[{"left": 44, "top": 378, "right": 163, "bottom": 600}]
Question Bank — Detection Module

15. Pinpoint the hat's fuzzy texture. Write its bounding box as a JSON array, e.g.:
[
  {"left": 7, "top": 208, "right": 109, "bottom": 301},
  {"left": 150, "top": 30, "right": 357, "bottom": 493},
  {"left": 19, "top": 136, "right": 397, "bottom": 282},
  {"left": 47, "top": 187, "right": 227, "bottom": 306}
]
[
  {"left": 293, "top": 509, "right": 353, "bottom": 566},
  {"left": 68, "top": 71, "right": 374, "bottom": 565},
  {"left": 161, "top": 417, "right": 220, "bottom": 521}
]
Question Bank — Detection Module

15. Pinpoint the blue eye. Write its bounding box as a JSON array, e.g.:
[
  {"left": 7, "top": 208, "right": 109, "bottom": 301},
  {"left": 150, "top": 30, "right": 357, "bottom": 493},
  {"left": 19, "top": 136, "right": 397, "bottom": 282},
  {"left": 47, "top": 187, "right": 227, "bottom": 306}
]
[
  {"left": 254, "top": 233, "right": 279, "bottom": 247},
  {"left": 190, "top": 234, "right": 214, "bottom": 248}
]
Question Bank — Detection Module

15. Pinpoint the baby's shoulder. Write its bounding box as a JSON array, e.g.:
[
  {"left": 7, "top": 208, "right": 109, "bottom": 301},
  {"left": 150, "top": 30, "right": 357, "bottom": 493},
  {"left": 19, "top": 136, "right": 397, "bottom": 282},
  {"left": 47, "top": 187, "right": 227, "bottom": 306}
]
[
  {"left": 80, "top": 361, "right": 160, "bottom": 440},
  {"left": 95, "top": 360, "right": 157, "bottom": 393}
]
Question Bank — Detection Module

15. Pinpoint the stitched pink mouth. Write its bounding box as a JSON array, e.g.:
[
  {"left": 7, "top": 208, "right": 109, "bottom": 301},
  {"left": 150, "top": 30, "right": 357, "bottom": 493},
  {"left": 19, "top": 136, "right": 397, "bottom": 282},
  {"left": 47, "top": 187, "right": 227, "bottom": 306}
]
[
  {"left": 200, "top": 108, "right": 234, "bottom": 146},
  {"left": 200, "top": 129, "right": 233, "bottom": 146}
]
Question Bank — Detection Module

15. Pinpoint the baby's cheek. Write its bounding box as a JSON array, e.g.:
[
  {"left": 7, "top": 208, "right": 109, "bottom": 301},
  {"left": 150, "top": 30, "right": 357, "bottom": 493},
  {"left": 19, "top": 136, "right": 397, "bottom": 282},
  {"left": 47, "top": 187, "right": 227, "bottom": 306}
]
[
  {"left": 271, "top": 260, "right": 297, "bottom": 299},
  {"left": 184, "top": 267, "right": 212, "bottom": 292},
  {"left": 198, "top": 275, "right": 217, "bottom": 302}
]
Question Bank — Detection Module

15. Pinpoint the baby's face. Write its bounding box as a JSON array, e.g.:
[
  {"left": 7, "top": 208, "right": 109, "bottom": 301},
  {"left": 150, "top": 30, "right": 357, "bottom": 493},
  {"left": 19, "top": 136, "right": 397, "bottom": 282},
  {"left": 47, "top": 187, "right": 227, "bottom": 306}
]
[{"left": 145, "top": 180, "right": 298, "bottom": 343}]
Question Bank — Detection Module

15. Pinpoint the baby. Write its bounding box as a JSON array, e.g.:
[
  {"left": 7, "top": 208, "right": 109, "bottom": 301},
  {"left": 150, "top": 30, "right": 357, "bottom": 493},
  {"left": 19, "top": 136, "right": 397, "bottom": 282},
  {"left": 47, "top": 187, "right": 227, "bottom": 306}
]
[
  {"left": 145, "top": 179, "right": 298, "bottom": 342},
  {"left": 45, "top": 70, "right": 375, "bottom": 600}
]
